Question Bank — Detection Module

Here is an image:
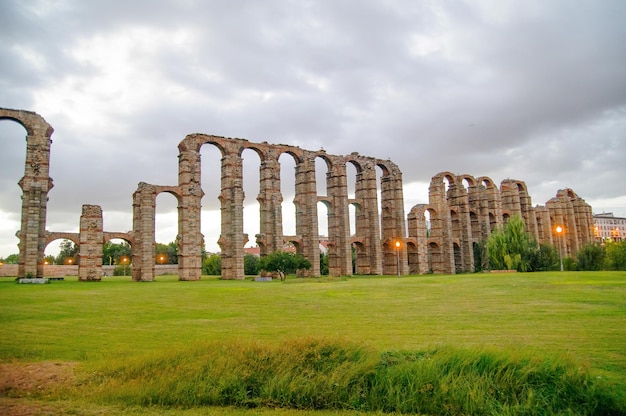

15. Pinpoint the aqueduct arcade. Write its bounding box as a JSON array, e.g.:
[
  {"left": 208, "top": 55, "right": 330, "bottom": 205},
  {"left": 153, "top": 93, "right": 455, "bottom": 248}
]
[
  {"left": 133, "top": 135, "right": 407, "bottom": 281},
  {"left": 2, "top": 106, "right": 594, "bottom": 280}
]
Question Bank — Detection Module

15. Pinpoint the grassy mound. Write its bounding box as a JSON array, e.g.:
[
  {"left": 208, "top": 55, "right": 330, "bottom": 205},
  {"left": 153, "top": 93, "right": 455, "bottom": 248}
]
[{"left": 81, "top": 338, "right": 623, "bottom": 415}]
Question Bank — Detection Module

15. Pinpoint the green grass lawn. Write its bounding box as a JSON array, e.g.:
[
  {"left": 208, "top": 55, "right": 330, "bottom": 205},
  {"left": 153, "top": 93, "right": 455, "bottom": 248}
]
[{"left": 1, "top": 271, "right": 625, "bottom": 414}]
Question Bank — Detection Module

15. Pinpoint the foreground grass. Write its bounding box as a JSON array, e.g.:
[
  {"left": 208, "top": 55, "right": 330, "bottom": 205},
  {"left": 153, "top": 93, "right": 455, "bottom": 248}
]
[
  {"left": 0, "top": 271, "right": 625, "bottom": 414},
  {"left": 81, "top": 338, "right": 621, "bottom": 415}
]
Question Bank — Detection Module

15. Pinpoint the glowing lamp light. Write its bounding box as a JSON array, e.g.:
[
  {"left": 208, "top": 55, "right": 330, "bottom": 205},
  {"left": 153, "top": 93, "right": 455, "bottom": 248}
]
[{"left": 555, "top": 225, "right": 564, "bottom": 271}]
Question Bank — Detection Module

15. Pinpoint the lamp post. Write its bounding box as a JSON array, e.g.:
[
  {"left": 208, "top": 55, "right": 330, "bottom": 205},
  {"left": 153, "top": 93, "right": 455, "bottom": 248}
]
[
  {"left": 555, "top": 226, "right": 564, "bottom": 272},
  {"left": 121, "top": 256, "right": 129, "bottom": 276},
  {"left": 395, "top": 240, "right": 401, "bottom": 276},
  {"left": 158, "top": 255, "right": 165, "bottom": 265}
]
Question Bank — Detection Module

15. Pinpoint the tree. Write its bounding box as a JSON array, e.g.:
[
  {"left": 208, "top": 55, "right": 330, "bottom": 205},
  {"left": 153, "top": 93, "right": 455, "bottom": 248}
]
[
  {"left": 604, "top": 241, "right": 626, "bottom": 270},
  {"left": 486, "top": 215, "right": 537, "bottom": 272},
  {"left": 155, "top": 242, "right": 178, "bottom": 264},
  {"left": 576, "top": 243, "right": 605, "bottom": 271},
  {"left": 102, "top": 241, "right": 132, "bottom": 265},
  {"left": 0, "top": 254, "right": 19, "bottom": 264},
  {"left": 320, "top": 252, "right": 329, "bottom": 275},
  {"left": 203, "top": 253, "right": 221, "bottom": 275},
  {"left": 244, "top": 254, "right": 258, "bottom": 275},
  {"left": 56, "top": 240, "right": 78, "bottom": 265},
  {"left": 257, "top": 251, "right": 312, "bottom": 279},
  {"left": 528, "top": 243, "right": 559, "bottom": 272}
]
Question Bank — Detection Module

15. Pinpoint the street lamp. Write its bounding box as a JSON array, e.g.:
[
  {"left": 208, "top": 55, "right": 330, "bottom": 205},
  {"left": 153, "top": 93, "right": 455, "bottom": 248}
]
[
  {"left": 395, "top": 240, "right": 401, "bottom": 276},
  {"left": 555, "top": 226, "right": 564, "bottom": 272},
  {"left": 158, "top": 255, "right": 165, "bottom": 265},
  {"left": 121, "top": 257, "right": 129, "bottom": 275}
]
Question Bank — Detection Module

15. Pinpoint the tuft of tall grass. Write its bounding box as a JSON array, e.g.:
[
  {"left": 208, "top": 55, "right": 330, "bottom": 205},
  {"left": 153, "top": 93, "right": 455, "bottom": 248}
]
[{"left": 78, "top": 338, "right": 624, "bottom": 415}]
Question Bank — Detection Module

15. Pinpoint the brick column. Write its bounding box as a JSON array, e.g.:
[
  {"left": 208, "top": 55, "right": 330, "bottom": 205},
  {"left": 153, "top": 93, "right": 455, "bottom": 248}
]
[
  {"left": 352, "top": 157, "right": 382, "bottom": 275},
  {"left": 178, "top": 143, "right": 203, "bottom": 281},
  {"left": 257, "top": 150, "right": 283, "bottom": 255},
  {"left": 294, "top": 152, "right": 320, "bottom": 276},
  {"left": 132, "top": 182, "right": 157, "bottom": 281},
  {"left": 428, "top": 172, "right": 455, "bottom": 274},
  {"left": 78, "top": 205, "right": 103, "bottom": 281},
  {"left": 447, "top": 177, "right": 473, "bottom": 273},
  {"left": 218, "top": 150, "right": 245, "bottom": 279},
  {"left": 379, "top": 161, "right": 407, "bottom": 275},
  {"left": 326, "top": 155, "right": 352, "bottom": 276},
  {"left": 407, "top": 204, "right": 429, "bottom": 274}
]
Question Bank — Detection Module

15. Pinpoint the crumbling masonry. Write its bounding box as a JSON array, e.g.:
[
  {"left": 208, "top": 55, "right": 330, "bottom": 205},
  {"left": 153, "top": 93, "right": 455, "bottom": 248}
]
[
  {"left": 1, "top": 107, "right": 593, "bottom": 279},
  {"left": 407, "top": 172, "right": 594, "bottom": 274}
]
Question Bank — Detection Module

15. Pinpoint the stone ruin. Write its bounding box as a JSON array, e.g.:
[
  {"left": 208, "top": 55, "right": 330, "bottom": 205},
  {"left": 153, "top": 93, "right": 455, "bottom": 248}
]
[
  {"left": 407, "top": 172, "right": 594, "bottom": 274},
  {"left": 0, "top": 107, "right": 594, "bottom": 280}
]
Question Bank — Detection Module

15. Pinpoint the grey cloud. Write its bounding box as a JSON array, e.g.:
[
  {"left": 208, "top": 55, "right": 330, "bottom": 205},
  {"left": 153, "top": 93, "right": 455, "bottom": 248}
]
[{"left": 1, "top": 0, "right": 626, "bottom": 256}]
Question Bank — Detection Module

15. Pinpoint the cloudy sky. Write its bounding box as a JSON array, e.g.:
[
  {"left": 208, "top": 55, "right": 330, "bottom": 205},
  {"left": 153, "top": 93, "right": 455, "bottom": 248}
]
[{"left": 1, "top": 0, "right": 625, "bottom": 257}]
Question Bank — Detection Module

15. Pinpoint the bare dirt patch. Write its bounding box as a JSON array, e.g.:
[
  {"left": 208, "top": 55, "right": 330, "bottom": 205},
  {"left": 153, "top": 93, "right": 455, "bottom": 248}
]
[{"left": 0, "top": 361, "right": 78, "bottom": 415}]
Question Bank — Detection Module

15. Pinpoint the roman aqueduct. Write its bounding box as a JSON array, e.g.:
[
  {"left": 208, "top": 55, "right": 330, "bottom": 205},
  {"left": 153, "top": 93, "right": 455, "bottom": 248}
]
[{"left": 1, "top": 107, "right": 594, "bottom": 280}]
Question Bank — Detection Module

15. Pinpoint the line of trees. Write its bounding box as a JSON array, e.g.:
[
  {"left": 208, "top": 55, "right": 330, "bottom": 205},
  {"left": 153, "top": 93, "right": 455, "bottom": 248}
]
[
  {"left": 202, "top": 251, "right": 314, "bottom": 277},
  {"left": 4, "top": 225, "right": 624, "bottom": 275}
]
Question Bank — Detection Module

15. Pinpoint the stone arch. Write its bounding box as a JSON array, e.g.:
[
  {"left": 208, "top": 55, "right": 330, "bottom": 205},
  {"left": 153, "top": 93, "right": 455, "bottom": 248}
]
[
  {"left": 44, "top": 233, "right": 79, "bottom": 266},
  {"left": 453, "top": 241, "right": 462, "bottom": 273},
  {"left": 405, "top": 238, "right": 419, "bottom": 274},
  {"left": 459, "top": 174, "right": 476, "bottom": 188},
  {"left": 0, "top": 108, "right": 54, "bottom": 278},
  {"left": 350, "top": 238, "right": 367, "bottom": 274},
  {"left": 427, "top": 241, "right": 442, "bottom": 274},
  {"left": 277, "top": 152, "right": 298, "bottom": 237},
  {"left": 45, "top": 232, "right": 79, "bottom": 248},
  {"left": 103, "top": 232, "right": 134, "bottom": 246}
]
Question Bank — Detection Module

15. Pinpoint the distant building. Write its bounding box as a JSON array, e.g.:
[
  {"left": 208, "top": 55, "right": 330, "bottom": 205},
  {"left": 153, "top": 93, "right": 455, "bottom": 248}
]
[{"left": 593, "top": 213, "right": 625, "bottom": 242}]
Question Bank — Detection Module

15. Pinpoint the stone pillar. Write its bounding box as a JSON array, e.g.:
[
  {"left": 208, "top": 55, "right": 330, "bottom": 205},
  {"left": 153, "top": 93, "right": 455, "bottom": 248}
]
[
  {"left": 78, "top": 205, "right": 103, "bottom": 281},
  {"left": 352, "top": 156, "right": 382, "bottom": 275},
  {"left": 0, "top": 109, "right": 54, "bottom": 279},
  {"left": 428, "top": 173, "right": 455, "bottom": 274},
  {"left": 294, "top": 152, "right": 320, "bottom": 276},
  {"left": 535, "top": 206, "right": 552, "bottom": 245},
  {"left": 517, "top": 181, "right": 539, "bottom": 241},
  {"left": 132, "top": 182, "right": 157, "bottom": 281},
  {"left": 326, "top": 155, "right": 352, "bottom": 276},
  {"left": 380, "top": 161, "right": 407, "bottom": 275},
  {"left": 218, "top": 149, "right": 245, "bottom": 279},
  {"left": 572, "top": 192, "right": 594, "bottom": 246},
  {"left": 407, "top": 204, "right": 429, "bottom": 274},
  {"left": 257, "top": 149, "right": 283, "bottom": 255},
  {"left": 178, "top": 141, "right": 203, "bottom": 281},
  {"left": 447, "top": 177, "right": 473, "bottom": 273}
]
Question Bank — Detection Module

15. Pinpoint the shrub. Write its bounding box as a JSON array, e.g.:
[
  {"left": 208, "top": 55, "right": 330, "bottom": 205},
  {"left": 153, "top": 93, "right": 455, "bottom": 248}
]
[
  {"left": 577, "top": 243, "right": 606, "bottom": 271},
  {"left": 203, "top": 253, "right": 221, "bottom": 275}
]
